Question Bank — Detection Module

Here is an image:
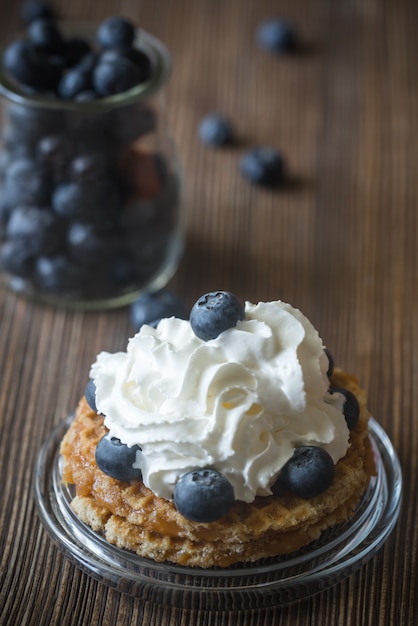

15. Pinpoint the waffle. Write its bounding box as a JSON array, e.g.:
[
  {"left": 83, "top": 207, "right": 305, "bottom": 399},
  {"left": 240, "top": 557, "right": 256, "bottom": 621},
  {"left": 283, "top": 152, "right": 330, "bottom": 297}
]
[{"left": 60, "top": 368, "right": 374, "bottom": 568}]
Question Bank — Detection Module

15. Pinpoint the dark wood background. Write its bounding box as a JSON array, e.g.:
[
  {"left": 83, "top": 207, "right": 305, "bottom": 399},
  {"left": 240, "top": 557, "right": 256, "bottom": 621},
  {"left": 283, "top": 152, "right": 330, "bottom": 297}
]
[{"left": 0, "top": 0, "right": 416, "bottom": 624}]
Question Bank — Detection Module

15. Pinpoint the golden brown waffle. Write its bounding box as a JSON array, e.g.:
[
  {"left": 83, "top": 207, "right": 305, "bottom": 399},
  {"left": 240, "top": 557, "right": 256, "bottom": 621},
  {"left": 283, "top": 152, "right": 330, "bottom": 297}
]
[{"left": 60, "top": 369, "right": 374, "bottom": 568}]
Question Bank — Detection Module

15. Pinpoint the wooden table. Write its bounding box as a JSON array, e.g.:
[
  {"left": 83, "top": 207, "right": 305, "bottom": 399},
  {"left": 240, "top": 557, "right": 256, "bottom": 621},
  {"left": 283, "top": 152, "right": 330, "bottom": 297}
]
[{"left": 0, "top": 0, "right": 416, "bottom": 624}]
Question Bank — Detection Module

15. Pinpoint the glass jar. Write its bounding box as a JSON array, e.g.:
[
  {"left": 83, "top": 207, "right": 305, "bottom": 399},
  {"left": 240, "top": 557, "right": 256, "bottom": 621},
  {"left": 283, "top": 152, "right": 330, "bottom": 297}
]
[{"left": 0, "top": 27, "right": 183, "bottom": 310}]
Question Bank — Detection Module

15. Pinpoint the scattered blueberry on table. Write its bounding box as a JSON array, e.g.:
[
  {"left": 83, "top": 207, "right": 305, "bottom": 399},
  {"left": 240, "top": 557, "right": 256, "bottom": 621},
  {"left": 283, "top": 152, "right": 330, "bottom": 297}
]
[
  {"left": 239, "top": 146, "right": 285, "bottom": 187},
  {"left": 198, "top": 113, "right": 234, "bottom": 147},
  {"left": 256, "top": 17, "right": 297, "bottom": 54}
]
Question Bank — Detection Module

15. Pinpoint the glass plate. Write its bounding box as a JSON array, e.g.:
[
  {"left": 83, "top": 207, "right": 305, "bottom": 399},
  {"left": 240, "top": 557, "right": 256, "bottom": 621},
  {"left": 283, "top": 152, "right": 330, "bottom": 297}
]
[{"left": 34, "top": 417, "right": 402, "bottom": 611}]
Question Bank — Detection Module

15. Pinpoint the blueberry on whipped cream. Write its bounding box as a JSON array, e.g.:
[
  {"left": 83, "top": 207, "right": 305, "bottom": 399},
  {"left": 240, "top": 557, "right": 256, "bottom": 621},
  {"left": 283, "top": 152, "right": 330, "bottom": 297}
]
[
  {"left": 190, "top": 291, "right": 245, "bottom": 340},
  {"left": 88, "top": 295, "right": 353, "bottom": 521}
]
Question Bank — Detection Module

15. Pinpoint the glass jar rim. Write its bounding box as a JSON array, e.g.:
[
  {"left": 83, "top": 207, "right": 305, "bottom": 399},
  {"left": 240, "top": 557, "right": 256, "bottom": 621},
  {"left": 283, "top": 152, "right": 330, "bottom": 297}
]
[{"left": 0, "top": 23, "right": 172, "bottom": 112}]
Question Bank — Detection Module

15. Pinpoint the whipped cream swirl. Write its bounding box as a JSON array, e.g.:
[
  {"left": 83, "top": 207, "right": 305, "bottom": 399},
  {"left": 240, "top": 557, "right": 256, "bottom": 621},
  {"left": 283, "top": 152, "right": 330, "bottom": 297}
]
[{"left": 91, "top": 300, "right": 349, "bottom": 503}]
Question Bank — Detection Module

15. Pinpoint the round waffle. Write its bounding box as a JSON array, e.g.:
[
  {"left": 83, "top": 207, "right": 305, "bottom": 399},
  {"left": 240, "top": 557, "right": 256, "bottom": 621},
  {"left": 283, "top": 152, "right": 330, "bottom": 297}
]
[{"left": 60, "top": 368, "right": 374, "bottom": 568}]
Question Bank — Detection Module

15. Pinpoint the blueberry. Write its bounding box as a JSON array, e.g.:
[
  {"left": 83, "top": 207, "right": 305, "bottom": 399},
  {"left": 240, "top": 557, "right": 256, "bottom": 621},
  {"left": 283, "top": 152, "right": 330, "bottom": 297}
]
[
  {"left": 239, "top": 147, "right": 284, "bottom": 186},
  {"left": 95, "top": 434, "right": 142, "bottom": 482},
  {"left": 329, "top": 387, "right": 360, "bottom": 430},
  {"left": 2, "top": 39, "right": 60, "bottom": 89},
  {"left": 69, "top": 153, "right": 110, "bottom": 182},
  {"left": 51, "top": 182, "right": 85, "bottom": 219},
  {"left": 67, "top": 222, "right": 112, "bottom": 266},
  {"left": 0, "top": 239, "right": 34, "bottom": 277},
  {"left": 20, "top": 1, "right": 55, "bottom": 25},
  {"left": 274, "top": 446, "right": 335, "bottom": 499},
  {"left": 173, "top": 469, "right": 235, "bottom": 522},
  {"left": 75, "top": 52, "right": 98, "bottom": 74},
  {"left": 52, "top": 180, "right": 120, "bottom": 224},
  {"left": 198, "top": 114, "right": 233, "bottom": 147},
  {"left": 28, "top": 18, "right": 63, "bottom": 52},
  {"left": 98, "top": 47, "right": 151, "bottom": 83},
  {"left": 35, "top": 255, "right": 81, "bottom": 292},
  {"left": 256, "top": 18, "right": 296, "bottom": 54},
  {"left": 96, "top": 17, "right": 136, "bottom": 49},
  {"left": 58, "top": 64, "right": 93, "bottom": 100},
  {"left": 56, "top": 53, "right": 97, "bottom": 100},
  {"left": 130, "top": 288, "right": 189, "bottom": 330},
  {"left": 36, "top": 134, "right": 73, "bottom": 182},
  {"left": 93, "top": 57, "right": 143, "bottom": 96},
  {"left": 3, "top": 158, "right": 51, "bottom": 206},
  {"left": 85, "top": 378, "right": 97, "bottom": 412},
  {"left": 6, "top": 206, "right": 63, "bottom": 255},
  {"left": 190, "top": 291, "right": 245, "bottom": 341},
  {"left": 325, "top": 349, "right": 334, "bottom": 378}
]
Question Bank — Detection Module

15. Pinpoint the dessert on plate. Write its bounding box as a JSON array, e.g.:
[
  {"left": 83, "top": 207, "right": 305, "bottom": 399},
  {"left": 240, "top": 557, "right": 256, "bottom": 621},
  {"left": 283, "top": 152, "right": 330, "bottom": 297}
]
[{"left": 60, "top": 291, "right": 374, "bottom": 568}]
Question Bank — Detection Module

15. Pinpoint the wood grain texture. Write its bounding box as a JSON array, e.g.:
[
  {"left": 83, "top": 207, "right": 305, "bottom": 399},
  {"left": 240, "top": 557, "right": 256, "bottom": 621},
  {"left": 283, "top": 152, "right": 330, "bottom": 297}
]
[{"left": 0, "top": 0, "right": 416, "bottom": 624}]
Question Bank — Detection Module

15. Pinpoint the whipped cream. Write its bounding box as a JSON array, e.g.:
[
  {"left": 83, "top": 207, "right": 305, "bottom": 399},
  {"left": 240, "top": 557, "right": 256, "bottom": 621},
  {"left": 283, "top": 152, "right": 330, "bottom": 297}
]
[{"left": 91, "top": 300, "right": 350, "bottom": 503}]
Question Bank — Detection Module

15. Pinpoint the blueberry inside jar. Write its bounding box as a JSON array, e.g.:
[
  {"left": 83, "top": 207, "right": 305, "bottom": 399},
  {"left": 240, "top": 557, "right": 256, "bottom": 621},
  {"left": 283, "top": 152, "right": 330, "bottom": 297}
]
[{"left": 0, "top": 20, "right": 183, "bottom": 309}]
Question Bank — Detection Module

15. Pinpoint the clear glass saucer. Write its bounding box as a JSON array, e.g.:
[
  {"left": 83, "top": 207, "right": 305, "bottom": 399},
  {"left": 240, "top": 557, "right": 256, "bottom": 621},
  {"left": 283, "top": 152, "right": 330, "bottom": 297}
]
[{"left": 34, "top": 417, "right": 402, "bottom": 611}]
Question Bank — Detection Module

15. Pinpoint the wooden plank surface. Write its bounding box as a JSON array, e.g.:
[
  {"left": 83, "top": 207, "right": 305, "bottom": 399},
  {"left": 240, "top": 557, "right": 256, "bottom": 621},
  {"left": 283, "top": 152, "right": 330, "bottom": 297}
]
[{"left": 0, "top": 0, "right": 416, "bottom": 624}]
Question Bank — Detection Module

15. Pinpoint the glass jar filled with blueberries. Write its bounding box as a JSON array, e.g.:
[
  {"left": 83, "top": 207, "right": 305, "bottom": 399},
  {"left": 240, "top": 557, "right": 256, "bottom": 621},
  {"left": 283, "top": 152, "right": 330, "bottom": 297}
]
[{"left": 0, "top": 14, "right": 183, "bottom": 309}]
